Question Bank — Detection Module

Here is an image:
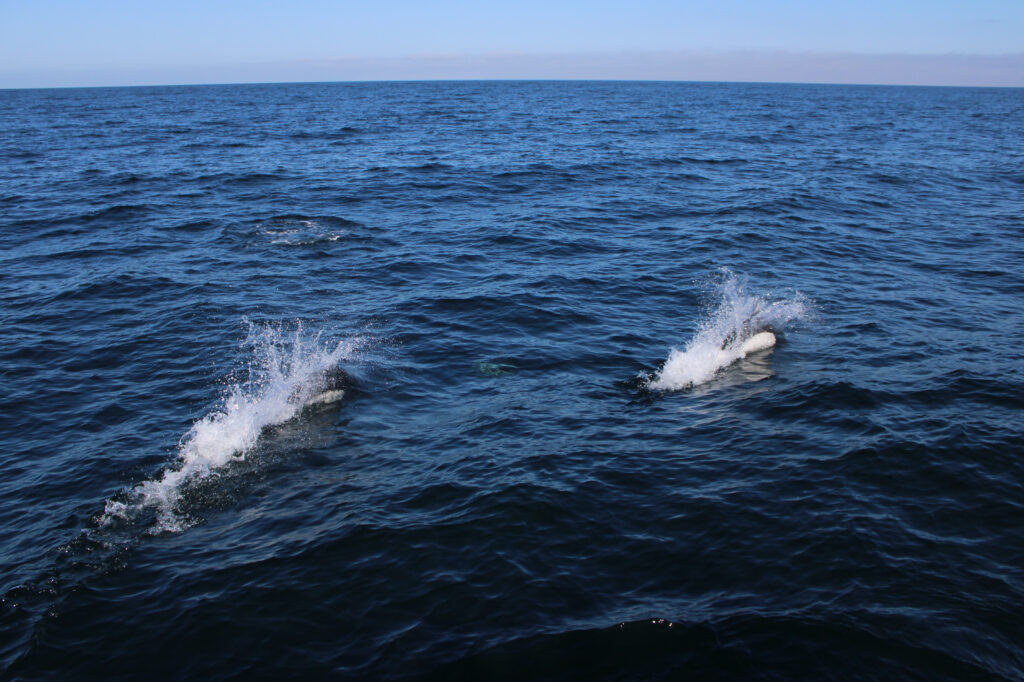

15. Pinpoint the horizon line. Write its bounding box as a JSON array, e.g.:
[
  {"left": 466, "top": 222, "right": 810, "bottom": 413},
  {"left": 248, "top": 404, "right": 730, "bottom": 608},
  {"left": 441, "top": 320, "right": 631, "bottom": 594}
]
[
  {"left": 3, "top": 50, "right": 1023, "bottom": 90},
  {"left": 5, "top": 77, "right": 1024, "bottom": 93}
]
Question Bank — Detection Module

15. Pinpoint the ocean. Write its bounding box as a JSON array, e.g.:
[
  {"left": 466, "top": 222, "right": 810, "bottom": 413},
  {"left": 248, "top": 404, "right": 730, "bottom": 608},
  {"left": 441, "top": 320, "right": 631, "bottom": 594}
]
[{"left": 1, "top": 80, "right": 1023, "bottom": 680}]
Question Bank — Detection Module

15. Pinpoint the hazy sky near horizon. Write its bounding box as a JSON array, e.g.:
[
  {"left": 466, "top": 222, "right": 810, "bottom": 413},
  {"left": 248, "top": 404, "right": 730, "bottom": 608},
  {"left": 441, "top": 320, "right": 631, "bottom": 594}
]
[{"left": 2, "top": 0, "right": 1023, "bottom": 87}]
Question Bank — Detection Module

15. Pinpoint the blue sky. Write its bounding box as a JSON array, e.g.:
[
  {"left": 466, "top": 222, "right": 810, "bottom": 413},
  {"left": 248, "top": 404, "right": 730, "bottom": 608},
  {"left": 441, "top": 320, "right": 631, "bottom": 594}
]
[{"left": 2, "top": 0, "right": 1023, "bottom": 87}]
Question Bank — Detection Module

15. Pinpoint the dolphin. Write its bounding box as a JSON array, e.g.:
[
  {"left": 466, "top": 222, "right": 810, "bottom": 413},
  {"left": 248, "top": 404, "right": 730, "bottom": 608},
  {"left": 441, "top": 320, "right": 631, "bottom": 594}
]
[
  {"left": 721, "top": 303, "right": 777, "bottom": 354},
  {"left": 737, "top": 329, "right": 776, "bottom": 355},
  {"left": 299, "top": 366, "right": 354, "bottom": 408}
]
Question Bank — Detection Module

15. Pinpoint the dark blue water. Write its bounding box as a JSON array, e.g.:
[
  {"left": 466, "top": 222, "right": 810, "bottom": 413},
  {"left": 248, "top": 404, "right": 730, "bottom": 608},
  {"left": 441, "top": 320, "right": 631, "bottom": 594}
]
[{"left": 2, "top": 81, "right": 1023, "bottom": 680}]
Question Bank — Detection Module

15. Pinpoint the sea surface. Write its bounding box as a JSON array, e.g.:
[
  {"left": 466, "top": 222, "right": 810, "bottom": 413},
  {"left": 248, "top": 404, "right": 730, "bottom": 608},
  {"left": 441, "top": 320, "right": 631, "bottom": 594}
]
[{"left": 1, "top": 80, "right": 1023, "bottom": 680}]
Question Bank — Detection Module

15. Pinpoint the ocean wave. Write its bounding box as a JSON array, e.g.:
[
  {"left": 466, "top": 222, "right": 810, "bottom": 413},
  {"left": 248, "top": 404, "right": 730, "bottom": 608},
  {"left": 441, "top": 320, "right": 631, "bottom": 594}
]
[{"left": 423, "top": 614, "right": 1005, "bottom": 681}]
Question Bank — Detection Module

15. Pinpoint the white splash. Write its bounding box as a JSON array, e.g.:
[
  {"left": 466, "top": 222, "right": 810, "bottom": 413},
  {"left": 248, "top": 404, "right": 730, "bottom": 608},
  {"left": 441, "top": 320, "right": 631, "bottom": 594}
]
[
  {"left": 647, "top": 270, "right": 810, "bottom": 391},
  {"left": 102, "top": 322, "right": 360, "bottom": 533},
  {"left": 260, "top": 219, "right": 346, "bottom": 246}
]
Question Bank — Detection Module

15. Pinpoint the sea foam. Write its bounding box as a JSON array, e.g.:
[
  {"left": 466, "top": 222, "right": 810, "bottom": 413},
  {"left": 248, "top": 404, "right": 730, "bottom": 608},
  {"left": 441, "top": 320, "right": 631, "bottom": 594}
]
[
  {"left": 102, "top": 322, "right": 360, "bottom": 533},
  {"left": 647, "top": 270, "right": 810, "bottom": 391}
]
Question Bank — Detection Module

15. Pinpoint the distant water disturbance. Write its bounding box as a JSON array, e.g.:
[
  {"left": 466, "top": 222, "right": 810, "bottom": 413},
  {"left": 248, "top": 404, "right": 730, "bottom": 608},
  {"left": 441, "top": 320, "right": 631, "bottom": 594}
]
[{"left": 2, "top": 81, "right": 1023, "bottom": 681}]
